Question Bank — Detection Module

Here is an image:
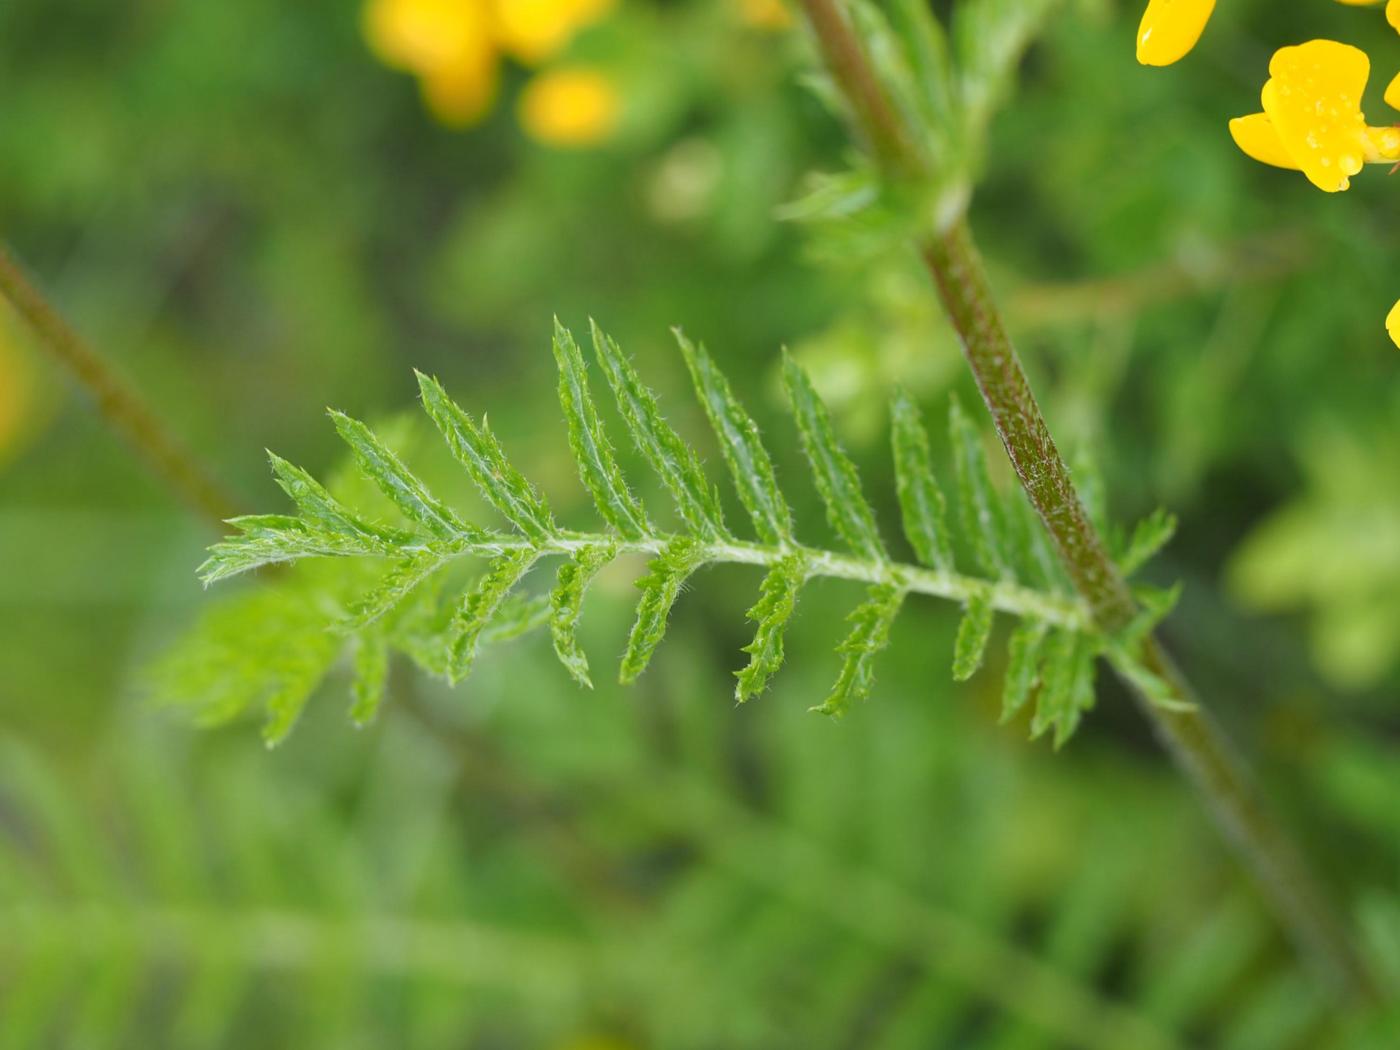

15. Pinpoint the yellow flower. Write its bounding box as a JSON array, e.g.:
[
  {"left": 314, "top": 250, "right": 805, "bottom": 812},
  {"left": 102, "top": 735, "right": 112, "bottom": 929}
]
[
  {"left": 0, "top": 319, "right": 36, "bottom": 465},
  {"left": 364, "top": 0, "right": 497, "bottom": 124},
  {"left": 1387, "top": 69, "right": 1400, "bottom": 109},
  {"left": 492, "top": 0, "right": 615, "bottom": 65},
  {"left": 739, "top": 0, "right": 793, "bottom": 31},
  {"left": 1336, "top": 0, "right": 1400, "bottom": 33},
  {"left": 1138, "top": 0, "right": 1400, "bottom": 67},
  {"left": 363, "top": 0, "right": 617, "bottom": 131},
  {"left": 1136, "top": 0, "right": 1216, "bottom": 67},
  {"left": 418, "top": 47, "right": 498, "bottom": 126},
  {"left": 518, "top": 67, "right": 619, "bottom": 146},
  {"left": 1387, "top": 299, "right": 1400, "bottom": 348},
  {"left": 1229, "top": 40, "right": 1400, "bottom": 192}
]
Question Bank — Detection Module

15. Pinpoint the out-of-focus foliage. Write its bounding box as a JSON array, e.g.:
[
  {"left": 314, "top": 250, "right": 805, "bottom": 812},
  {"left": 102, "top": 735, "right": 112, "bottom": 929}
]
[
  {"left": 3, "top": 0, "right": 1400, "bottom": 1045},
  {"left": 1228, "top": 396, "right": 1400, "bottom": 688},
  {"left": 6, "top": 659, "right": 1400, "bottom": 1048}
]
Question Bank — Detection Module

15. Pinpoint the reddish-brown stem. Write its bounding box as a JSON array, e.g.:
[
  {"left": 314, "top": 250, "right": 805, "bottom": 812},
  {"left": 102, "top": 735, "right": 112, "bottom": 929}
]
[
  {"left": 0, "top": 244, "right": 237, "bottom": 529},
  {"left": 796, "top": 0, "right": 1378, "bottom": 1002}
]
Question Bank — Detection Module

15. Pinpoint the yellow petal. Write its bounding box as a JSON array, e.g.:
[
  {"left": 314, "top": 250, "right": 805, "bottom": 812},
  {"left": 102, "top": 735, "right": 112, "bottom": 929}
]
[
  {"left": 1136, "top": 0, "right": 1216, "bottom": 66},
  {"left": 739, "top": 0, "right": 793, "bottom": 30},
  {"left": 364, "top": 0, "right": 492, "bottom": 75},
  {"left": 1335, "top": 0, "right": 1400, "bottom": 28},
  {"left": 1388, "top": 299, "right": 1400, "bottom": 349},
  {"left": 419, "top": 49, "right": 498, "bottom": 127},
  {"left": 1364, "top": 123, "right": 1400, "bottom": 160},
  {"left": 1228, "top": 113, "right": 1301, "bottom": 169},
  {"left": 518, "top": 68, "right": 619, "bottom": 147},
  {"left": 492, "top": 0, "right": 614, "bottom": 65},
  {"left": 1260, "top": 40, "right": 1371, "bottom": 192},
  {"left": 1387, "top": 70, "right": 1400, "bottom": 110},
  {"left": 0, "top": 323, "right": 35, "bottom": 464}
]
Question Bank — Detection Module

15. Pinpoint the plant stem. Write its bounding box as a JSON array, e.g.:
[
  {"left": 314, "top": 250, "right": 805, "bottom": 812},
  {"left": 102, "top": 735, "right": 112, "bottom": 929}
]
[
  {"left": 795, "top": 0, "right": 1377, "bottom": 1002},
  {"left": 231, "top": 530, "right": 1091, "bottom": 630},
  {"left": 0, "top": 244, "right": 237, "bottom": 529},
  {"left": 926, "top": 223, "right": 1374, "bottom": 1000}
]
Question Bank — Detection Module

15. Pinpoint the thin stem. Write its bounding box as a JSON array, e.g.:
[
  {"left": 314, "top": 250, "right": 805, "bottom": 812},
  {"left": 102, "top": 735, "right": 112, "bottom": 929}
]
[
  {"left": 0, "top": 244, "right": 238, "bottom": 529},
  {"left": 251, "top": 530, "right": 1092, "bottom": 630},
  {"left": 795, "top": 0, "right": 1378, "bottom": 1002}
]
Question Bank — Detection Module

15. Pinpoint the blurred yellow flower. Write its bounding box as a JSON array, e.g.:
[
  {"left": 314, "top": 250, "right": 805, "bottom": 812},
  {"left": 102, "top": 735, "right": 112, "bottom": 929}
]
[
  {"left": 494, "top": 0, "right": 615, "bottom": 64},
  {"left": 363, "top": 0, "right": 617, "bottom": 133},
  {"left": 739, "top": 0, "right": 793, "bottom": 31},
  {"left": 0, "top": 320, "right": 36, "bottom": 464},
  {"left": 518, "top": 67, "right": 619, "bottom": 146},
  {"left": 553, "top": 1037, "right": 635, "bottom": 1050},
  {"left": 364, "top": 0, "right": 497, "bottom": 124}
]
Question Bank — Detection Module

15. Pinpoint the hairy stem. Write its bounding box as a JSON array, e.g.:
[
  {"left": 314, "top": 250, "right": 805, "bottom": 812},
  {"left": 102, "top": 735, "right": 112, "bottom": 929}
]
[
  {"left": 795, "top": 0, "right": 1377, "bottom": 1001},
  {"left": 241, "top": 530, "right": 1090, "bottom": 630},
  {"left": 0, "top": 244, "right": 237, "bottom": 528}
]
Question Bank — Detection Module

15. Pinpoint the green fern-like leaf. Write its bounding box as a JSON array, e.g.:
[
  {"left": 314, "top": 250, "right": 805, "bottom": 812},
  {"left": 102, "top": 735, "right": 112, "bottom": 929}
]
[
  {"left": 891, "top": 388, "right": 955, "bottom": 572},
  {"left": 551, "top": 319, "right": 651, "bottom": 539},
  {"left": 448, "top": 549, "right": 538, "bottom": 684},
  {"left": 736, "top": 554, "right": 809, "bottom": 703},
  {"left": 178, "top": 322, "right": 1158, "bottom": 747},
  {"left": 949, "top": 394, "right": 1012, "bottom": 580},
  {"left": 349, "top": 634, "right": 390, "bottom": 727},
  {"left": 678, "top": 330, "right": 794, "bottom": 547},
  {"left": 816, "top": 583, "right": 906, "bottom": 718},
  {"left": 621, "top": 537, "right": 704, "bottom": 684},
  {"left": 952, "top": 584, "right": 994, "bottom": 681},
  {"left": 416, "top": 370, "right": 556, "bottom": 541},
  {"left": 591, "top": 320, "right": 728, "bottom": 540},
  {"left": 1001, "top": 619, "right": 1049, "bottom": 723},
  {"left": 782, "top": 350, "right": 887, "bottom": 564},
  {"left": 550, "top": 542, "right": 618, "bottom": 688}
]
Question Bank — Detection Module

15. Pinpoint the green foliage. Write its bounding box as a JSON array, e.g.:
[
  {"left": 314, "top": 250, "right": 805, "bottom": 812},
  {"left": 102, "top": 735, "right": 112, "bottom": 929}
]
[
  {"left": 330, "top": 409, "right": 468, "bottom": 540},
  {"left": 591, "top": 321, "right": 728, "bottom": 541},
  {"left": 678, "top": 330, "right": 795, "bottom": 547},
  {"left": 1118, "top": 508, "right": 1179, "bottom": 579},
  {"left": 1033, "top": 631, "right": 1097, "bottom": 749},
  {"left": 816, "top": 581, "right": 905, "bottom": 717},
  {"left": 1001, "top": 619, "right": 1050, "bottom": 723},
  {"left": 621, "top": 537, "right": 704, "bottom": 685},
  {"left": 952, "top": 584, "right": 995, "bottom": 681},
  {"left": 949, "top": 394, "right": 1012, "bottom": 580},
  {"left": 172, "top": 323, "right": 1178, "bottom": 744},
  {"left": 9, "top": 665, "right": 1389, "bottom": 1050},
  {"left": 447, "top": 548, "right": 538, "bottom": 684},
  {"left": 737, "top": 554, "right": 809, "bottom": 703},
  {"left": 782, "top": 349, "right": 889, "bottom": 564},
  {"left": 788, "top": 0, "right": 1059, "bottom": 247},
  {"left": 416, "top": 371, "right": 557, "bottom": 542},
  {"left": 549, "top": 542, "right": 619, "bottom": 688},
  {"left": 12, "top": 0, "right": 1400, "bottom": 1041},
  {"left": 1227, "top": 414, "right": 1400, "bottom": 689},
  {"left": 891, "top": 388, "right": 955, "bottom": 572},
  {"left": 551, "top": 320, "right": 652, "bottom": 539}
]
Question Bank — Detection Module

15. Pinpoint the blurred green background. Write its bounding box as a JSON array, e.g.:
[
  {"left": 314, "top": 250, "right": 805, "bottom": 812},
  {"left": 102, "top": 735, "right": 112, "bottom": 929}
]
[{"left": 2, "top": 0, "right": 1399, "bottom": 1046}]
